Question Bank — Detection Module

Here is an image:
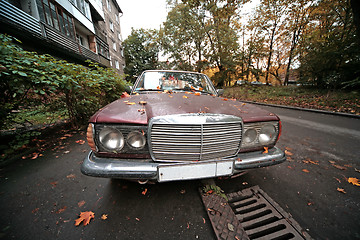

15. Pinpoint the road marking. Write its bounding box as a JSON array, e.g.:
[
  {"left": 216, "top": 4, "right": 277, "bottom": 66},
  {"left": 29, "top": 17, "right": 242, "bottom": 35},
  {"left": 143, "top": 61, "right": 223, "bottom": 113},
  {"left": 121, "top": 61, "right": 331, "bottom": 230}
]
[{"left": 279, "top": 115, "right": 360, "bottom": 140}]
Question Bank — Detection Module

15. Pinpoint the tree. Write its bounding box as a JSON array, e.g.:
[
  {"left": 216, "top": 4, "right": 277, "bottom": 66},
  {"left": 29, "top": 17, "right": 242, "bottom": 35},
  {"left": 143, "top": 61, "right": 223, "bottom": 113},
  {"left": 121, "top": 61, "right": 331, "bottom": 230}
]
[
  {"left": 161, "top": 3, "right": 208, "bottom": 72},
  {"left": 123, "top": 29, "right": 160, "bottom": 83},
  {"left": 252, "top": 0, "right": 286, "bottom": 85},
  {"left": 298, "top": 0, "right": 360, "bottom": 89}
]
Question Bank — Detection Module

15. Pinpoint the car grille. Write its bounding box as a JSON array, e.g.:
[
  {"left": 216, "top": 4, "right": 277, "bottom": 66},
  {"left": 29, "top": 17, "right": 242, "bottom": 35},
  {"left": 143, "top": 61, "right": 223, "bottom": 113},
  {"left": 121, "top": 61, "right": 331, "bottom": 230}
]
[{"left": 149, "top": 115, "right": 242, "bottom": 162}]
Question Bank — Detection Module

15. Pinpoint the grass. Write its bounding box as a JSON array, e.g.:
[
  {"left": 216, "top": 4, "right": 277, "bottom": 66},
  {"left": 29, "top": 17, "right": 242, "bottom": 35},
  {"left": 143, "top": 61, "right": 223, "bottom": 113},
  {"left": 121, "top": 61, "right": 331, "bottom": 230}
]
[{"left": 224, "top": 85, "right": 360, "bottom": 115}]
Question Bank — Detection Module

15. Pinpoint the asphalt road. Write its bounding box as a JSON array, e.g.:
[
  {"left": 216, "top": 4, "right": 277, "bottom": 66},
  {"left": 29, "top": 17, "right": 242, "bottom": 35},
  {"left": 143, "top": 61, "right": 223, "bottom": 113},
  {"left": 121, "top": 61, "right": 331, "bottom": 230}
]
[{"left": 0, "top": 105, "right": 360, "bottom": 240}]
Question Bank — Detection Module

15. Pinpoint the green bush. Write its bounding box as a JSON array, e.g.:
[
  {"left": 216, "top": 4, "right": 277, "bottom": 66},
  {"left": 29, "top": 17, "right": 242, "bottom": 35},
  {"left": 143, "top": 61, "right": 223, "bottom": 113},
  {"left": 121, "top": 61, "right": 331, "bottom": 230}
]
[{"left": 0, "top": 34, "right": 129, "bottom": 129}]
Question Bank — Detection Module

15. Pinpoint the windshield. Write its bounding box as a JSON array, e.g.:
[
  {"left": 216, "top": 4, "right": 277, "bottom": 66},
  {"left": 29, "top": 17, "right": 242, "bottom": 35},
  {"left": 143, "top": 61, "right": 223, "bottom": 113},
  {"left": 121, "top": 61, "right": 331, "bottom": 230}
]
[{"left": 133, "top": 71, "right": 217, "bottom": 95}]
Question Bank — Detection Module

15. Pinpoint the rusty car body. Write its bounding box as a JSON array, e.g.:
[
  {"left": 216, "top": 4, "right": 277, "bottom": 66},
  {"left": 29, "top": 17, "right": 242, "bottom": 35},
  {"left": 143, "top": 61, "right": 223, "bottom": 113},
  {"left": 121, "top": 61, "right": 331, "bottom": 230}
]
[{"left": 81, "top": 70, "right": 285, "bottom": 182}]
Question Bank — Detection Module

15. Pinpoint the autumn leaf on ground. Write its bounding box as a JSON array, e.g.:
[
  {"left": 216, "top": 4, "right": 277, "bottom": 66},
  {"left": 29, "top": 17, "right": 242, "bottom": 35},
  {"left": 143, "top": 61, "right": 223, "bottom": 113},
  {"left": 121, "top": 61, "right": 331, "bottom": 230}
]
[
  {"left": 56, "top": 206, "right": 67, "bottom": 214},
  {"left": 222, "top": 98, "right": 228, "bottom": 101},
  {"left": 347, "top": 177, "right": 360, "bottom": 186},
  {"left": 331, "top": 163, "right": 347, "bottom": 170},
  {"left": 285, "top": 150, "right": 293, "bottom": 156},
  {"left": 285, "top": 147, "right": 293, "bottom": 151},
  {"left": 75, "top": 211, "right": 95, "bottom": 226},
  {"left": 302, "top": 169, "right": 310, "bottom": 173},
  {"left": 50, "top": 181, "right": 58, "bottom": 187},
  {"left": 101, "top": 214, "right": 108, "bottom": 220},
  {"left": 157, "top": 86, "right": 161, "bottom": 90},
  {"left": 302, "top": 158, "right": 319, "bottom": 165},
  {"left": 126, "top": 102, "right": 136, "bottom": 105},
  {"left": 142, "top": 188, "right": 148, "bottom": 195},
  {"left": 139, "top": 101, "right": 147, "bottom": 105},
  {"left": 194, "top": 92, "right": 201, "bottom": 96},
  {"left": 183, "top": 95, "right": 188, "bottom": 99},
  {"left": 78, "top": 200, "right": 86, "bottom": 208},
  {"left": 337, "top": 188, "right": 346, "bottom": 194},
  {"left": 76, "top": 140, "right": 85, "bottom": 144},
  {"left": 66, "top": 174, "right": 76, "bottom": 179}
]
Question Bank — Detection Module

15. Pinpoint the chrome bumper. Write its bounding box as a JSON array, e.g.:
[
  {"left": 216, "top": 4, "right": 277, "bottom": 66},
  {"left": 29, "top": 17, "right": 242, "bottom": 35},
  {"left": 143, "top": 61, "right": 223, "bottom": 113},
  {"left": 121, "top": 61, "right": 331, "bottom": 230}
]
[{"left": 81, "top": 147, "right": 286, "bottom": 182}]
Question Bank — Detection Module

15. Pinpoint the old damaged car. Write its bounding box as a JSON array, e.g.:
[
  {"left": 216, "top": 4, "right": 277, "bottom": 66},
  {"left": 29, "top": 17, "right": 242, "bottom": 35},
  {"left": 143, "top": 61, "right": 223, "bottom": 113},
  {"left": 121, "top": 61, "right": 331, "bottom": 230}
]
[{"left": 81, "top": 70, "right": 285, "bottom": 183}]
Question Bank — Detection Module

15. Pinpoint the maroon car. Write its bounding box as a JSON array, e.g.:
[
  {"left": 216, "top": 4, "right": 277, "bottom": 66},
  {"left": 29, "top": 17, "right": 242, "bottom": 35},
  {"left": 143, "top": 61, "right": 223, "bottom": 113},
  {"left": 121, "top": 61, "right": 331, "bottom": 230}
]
[{"left": 82, "top": 70, "right": 285, "bottom": 183}]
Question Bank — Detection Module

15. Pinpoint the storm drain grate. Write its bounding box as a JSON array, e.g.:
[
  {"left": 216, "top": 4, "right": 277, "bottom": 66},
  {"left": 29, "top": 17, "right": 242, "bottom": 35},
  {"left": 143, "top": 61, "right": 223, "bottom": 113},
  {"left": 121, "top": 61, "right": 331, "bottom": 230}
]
[{"left": 227, "top": 186, "right": 312, "bottom": 240}]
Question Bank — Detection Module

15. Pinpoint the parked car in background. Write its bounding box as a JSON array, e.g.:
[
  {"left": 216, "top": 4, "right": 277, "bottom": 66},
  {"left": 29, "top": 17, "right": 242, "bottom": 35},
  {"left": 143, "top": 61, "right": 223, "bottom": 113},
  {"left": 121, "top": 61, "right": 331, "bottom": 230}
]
[{"left": 82, "top": 70, "right": 285, "bottom": 183}]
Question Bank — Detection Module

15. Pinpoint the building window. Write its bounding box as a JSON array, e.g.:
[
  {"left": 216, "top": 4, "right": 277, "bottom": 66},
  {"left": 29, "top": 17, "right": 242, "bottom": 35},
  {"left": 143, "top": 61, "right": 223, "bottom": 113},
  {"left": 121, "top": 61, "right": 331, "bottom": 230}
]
[
  {"left": 76, "top": 34, "right": 84, "bottom": 46},
  {"left": 109, "top": 21, "right": 114, "bottom": 32},
  {"left": 113, "top": 41, "right": 117, "bottom": 51},
  {"left": 109, "top": 56, "right": 112, "bottom": 66},
  {"left": 118, "top": 32, "right": 121, "bottom": 40},
  {"left": 115, "top": 14, "right": 119, "bottom": 23},
  {"left": 106, "top": 0, "right": 111, "bottom": 12},
  {"left": 36, "top": 0, "right": 75, "bottom": 39},
  {"left": 115, "top": 60, "right": 119, "bottom": 69}
]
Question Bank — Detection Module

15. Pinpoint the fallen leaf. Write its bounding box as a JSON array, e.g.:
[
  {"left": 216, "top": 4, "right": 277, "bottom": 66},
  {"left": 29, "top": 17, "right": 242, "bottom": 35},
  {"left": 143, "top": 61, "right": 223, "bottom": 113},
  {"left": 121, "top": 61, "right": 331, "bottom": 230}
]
[
  {"left": 142, "top": 188, "right": 148, "bottom": 195},
  {"left": 139, "top": 101, "right": 147, "bottom": 105},
  {"left": 180, "top": 189, "right": 186, "bottom": 194},
  {"left": 76, "top": 140, "right": 85, "bottom": 144},
  {"left": 187, "top": 222, "right": 190, "bottom": 229},
  {"left": 126, "top": 102, "right": 136, "bottom": 105},
  {"left": 32, "top": 208, "right": 39, "bottom": 214},
  {"left": 285, "top": 150, "right": 293, "bottom": 156},
  {"left": 50, "top": 181, "right": 58, "bottom": 187},
  {"left": 302, "top": 158, "right": 319, "bottom": 165},
  {"left": 285, "top": 147, "right": 293, "bottom": 151},
  {"left": 64, "top": 150, "right": 70, "bottom": 154},
  {"left": 337, "top": 188, "right": 346, "bottom": 194},
  {"left": 101, "top": 214, "right": 108, "bottom": 220},
  {"left": 31, "top": 153, "right": 39, "bottom": 159},
  {"left": 135, "top": 217, "right": 140, "bottom": 221},
  {"left": 78, "top": 200, "right": 86, "bottom": 208},
  {"left": 302, "top": 169, "right": 310, "bottom": 173},
  {"left": 348, "top": 177, "right": 360, "bottom": 186},
  {"left": 222, "top": 98, "right": 228, "bottom": 101},
  {"left": 228, "top": 223, "right": 235, "bottom": 232},
  {"left": 183, "top": 95, "right": 188, "bottom": 99},
  {"left": 157, "top": 86, "right": 161, "bottom": 90},
  {"left": 203, "top": 217, "right": 206, "bottom": 224},
  {"left": 56, "top": 206, "right": 67, "bottom": 214},
  {"left": 334, "top": 177, "right": 341, "bottom": 183},
  {"left": 355, "top": 168, "right": 360, "bottom": 173},
  {"left": 332, "top": 164, "right": 347, "bottom": 170},
  {"left": 75, "top": 211, "right": 95, "bottom": 226},
  {"left": 194, "top": 92, "right": 201, "bottom": 96},
  {"left": 263, "top": 147, "right": 268, "bottom": 154},
  {"left": 199, "top": 87, "right": 203, "bottom": 91},
  {"left": 66, "top": 174, "right": 76, "bottom": 179}
]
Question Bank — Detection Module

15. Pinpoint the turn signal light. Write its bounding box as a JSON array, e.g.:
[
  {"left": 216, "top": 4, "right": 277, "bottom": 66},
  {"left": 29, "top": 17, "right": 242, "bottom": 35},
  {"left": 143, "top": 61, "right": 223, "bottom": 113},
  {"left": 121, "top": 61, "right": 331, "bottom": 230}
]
[{"left": 86, "top": 123, "right": 96, "bottom": 151}]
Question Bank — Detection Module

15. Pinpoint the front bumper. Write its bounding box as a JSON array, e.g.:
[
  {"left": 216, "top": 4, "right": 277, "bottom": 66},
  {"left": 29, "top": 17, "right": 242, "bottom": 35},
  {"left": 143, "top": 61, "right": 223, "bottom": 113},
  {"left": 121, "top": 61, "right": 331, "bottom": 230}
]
[{"left": 81, "top": 147, "right": 286, "bottom": 182}]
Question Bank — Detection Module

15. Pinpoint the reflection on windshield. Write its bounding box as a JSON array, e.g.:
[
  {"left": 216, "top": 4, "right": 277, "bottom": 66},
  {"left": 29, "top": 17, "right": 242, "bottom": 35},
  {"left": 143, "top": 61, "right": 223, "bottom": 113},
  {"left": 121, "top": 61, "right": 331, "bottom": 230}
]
[{"left": 134, "top": 71, "right": 216, "bottom": 95}]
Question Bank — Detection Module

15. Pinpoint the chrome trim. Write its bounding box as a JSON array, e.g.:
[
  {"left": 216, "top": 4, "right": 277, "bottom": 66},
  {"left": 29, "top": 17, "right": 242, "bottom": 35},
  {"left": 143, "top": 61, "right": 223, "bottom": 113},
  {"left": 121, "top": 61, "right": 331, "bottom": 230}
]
[
  {"left": 81, "top": 147, "right": 286, "bottom": 181},
  {"left": 148, "top": 114, "right": 243, "bottom": 162}
]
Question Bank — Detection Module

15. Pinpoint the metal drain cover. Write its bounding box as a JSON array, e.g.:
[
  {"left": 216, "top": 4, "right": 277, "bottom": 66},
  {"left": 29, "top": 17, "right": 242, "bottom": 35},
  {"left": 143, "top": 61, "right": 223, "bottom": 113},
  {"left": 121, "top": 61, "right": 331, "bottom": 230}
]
[{"left": 201, "top": 185, "right": 312, "bottom": 240}]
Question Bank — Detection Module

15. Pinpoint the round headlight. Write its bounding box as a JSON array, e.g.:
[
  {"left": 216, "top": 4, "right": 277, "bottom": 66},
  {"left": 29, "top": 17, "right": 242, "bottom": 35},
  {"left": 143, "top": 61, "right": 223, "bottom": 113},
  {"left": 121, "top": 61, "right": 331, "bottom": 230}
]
[
  {"left": 127, "top": 131, "right": 146, "bottom": 149},
  {"left": 99, "top": 127, "right": 124, "bottom": 151},
  {"left": 243, "top": 128, "right": 257, "bottom": 144},
  {"left": 259, "top": 124, "right": 276, "bottom": 144}
]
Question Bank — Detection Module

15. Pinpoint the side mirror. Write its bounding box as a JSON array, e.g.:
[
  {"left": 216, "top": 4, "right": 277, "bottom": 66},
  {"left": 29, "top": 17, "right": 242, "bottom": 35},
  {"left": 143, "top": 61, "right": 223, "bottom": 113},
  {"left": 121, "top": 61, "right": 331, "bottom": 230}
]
[
  {"left": 217, "top": 89, "right": 224, "bottom": 96},
  {"left": 125, "top": 85, "right": 133, "bottom": 94}
]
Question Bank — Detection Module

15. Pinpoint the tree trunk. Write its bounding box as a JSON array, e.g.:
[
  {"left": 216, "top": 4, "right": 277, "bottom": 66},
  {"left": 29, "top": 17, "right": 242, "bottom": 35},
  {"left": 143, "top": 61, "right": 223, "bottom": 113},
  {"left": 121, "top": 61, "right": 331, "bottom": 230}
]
[{"left": 265, "top": 22, "right": 277, "bottom": 85}]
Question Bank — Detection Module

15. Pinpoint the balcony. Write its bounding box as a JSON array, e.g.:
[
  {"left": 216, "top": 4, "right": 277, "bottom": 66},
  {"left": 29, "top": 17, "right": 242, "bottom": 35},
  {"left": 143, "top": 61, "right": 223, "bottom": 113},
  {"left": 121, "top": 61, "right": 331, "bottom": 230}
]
[{"left": 0, "top": 0, "right": 109, "bottom": 67}]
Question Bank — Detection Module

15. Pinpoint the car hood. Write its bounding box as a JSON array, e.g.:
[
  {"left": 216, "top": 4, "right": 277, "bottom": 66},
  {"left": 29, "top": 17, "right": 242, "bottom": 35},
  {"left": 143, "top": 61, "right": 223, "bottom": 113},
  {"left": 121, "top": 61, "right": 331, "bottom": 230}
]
[{"left": 89, "top": 93, "right": 279, "bottom": 124}]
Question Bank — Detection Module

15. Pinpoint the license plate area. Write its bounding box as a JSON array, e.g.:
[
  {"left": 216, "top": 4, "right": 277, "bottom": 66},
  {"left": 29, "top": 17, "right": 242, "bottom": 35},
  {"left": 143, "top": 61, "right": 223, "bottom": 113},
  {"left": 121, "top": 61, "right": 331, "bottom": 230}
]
[{"left": 158, "top": 160, "right": 234, "bottom": 182}]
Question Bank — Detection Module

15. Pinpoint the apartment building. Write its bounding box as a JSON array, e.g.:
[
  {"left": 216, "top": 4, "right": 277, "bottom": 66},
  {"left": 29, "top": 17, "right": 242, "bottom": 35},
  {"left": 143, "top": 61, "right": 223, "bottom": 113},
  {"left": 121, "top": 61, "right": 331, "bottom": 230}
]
[{"left": 0, "top": 0, "right": 125, "bottom": 75}]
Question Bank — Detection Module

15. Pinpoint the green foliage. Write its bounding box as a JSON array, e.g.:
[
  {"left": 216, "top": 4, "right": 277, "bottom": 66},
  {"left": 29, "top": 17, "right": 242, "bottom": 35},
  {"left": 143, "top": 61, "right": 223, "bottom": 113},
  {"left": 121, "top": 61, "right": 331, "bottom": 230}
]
[
  {"left": 203, "top": 184, "right": 228, "bottom": 201},
  {"left": 123, "top": 29, "right": 160, "bottom": 83},
  {"left": 298, "top": 0, "right": 360, "bottom": 89},
  {"left": 0, "top": 34, "right": 127, "bottom": 130}
]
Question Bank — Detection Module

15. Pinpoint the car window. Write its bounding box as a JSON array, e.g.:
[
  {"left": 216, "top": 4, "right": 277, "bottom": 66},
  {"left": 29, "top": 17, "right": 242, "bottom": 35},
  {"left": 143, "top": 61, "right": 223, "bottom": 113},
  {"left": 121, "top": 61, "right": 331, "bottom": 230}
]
[{"left": 134, "top": 71, "right": 216, "bottom": 95}]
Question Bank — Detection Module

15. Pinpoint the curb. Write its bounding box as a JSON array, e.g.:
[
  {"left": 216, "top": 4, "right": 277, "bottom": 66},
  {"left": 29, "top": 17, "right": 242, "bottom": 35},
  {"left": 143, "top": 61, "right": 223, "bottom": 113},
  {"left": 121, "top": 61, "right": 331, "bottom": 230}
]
[{"left": 239, "top": 100, "right": 360, "bottom": 119}]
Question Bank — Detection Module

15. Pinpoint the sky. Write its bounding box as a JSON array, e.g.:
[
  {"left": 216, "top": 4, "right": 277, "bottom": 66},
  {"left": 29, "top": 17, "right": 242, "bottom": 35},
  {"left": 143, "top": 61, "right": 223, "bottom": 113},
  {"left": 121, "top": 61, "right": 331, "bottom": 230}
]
[
  {"left": 118, "top": 0, "right": 169, "bottom": 40},
  {"left": 118, "top": 0, "right": 259, "bottom": 40}
]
